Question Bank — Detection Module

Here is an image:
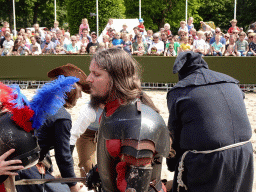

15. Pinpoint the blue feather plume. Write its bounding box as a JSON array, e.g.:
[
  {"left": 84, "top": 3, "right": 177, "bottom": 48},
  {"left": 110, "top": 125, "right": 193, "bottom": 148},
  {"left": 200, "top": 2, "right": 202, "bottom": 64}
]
[
  {"left": 30, "top": 75, "right": 79, "bottom": 129},
  {"left": 9, "top": 84, "right": 30, "bottom": 108}
]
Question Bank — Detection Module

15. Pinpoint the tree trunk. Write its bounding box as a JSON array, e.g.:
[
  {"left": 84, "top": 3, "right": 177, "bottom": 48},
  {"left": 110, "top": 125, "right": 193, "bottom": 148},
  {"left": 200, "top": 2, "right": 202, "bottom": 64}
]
[
  {"left": 33, "top": 2, "right": 40, "bottom": 24},
  {"left": 8, "top": 0, "right": 13, "bottom": 32}
]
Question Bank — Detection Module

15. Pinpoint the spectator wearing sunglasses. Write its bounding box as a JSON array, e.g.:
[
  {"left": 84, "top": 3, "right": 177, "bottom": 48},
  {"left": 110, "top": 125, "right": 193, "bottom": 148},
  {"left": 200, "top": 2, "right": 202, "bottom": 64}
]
[
  {"left": 86, "top": 32, "right": 99, "bottom": 53},
  {"left": 210, "top": 28, "right": 226, "bottom": 45}
]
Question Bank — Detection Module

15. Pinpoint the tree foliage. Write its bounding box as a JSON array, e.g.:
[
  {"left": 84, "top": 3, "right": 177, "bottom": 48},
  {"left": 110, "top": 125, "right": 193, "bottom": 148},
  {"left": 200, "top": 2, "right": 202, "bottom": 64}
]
[{"left": 67, "top": 0, "right": 123, "bottom": 35}]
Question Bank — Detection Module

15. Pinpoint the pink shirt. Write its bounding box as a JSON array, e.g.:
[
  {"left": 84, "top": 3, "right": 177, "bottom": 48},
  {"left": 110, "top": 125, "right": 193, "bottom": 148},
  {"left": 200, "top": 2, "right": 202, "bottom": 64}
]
[{"left": 79, "top": 24, "right": 90, "bottom": 34}]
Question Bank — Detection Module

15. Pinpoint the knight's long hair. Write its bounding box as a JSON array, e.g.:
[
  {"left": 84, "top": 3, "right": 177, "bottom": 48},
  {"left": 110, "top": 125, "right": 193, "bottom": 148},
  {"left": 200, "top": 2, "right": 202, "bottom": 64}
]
[{"left": 92, "top": 48, "right": 159, "bottom": 113}]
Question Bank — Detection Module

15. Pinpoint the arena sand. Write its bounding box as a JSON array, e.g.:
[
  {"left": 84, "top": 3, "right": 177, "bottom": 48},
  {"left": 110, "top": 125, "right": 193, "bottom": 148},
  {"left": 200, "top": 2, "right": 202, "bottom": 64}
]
[{"left": 21, "top": 89, "right": 256, "bottom": 191}]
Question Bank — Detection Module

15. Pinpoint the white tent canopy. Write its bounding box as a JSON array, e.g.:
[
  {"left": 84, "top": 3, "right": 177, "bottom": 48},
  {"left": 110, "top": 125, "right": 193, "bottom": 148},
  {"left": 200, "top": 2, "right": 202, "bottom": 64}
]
[{"left": 98, "top": 18, "right": 146, "bottom": 42}]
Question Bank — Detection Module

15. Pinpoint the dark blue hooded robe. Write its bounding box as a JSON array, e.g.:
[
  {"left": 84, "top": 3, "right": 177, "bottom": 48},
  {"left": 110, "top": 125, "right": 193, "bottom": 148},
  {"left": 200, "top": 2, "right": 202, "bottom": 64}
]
[{"left": 166, "top": 52, "right": 253, "bottom": 192}]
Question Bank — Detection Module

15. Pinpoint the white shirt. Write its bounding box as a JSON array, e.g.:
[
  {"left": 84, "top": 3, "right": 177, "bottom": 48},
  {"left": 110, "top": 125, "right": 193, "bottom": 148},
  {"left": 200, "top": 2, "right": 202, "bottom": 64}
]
[
  {"left": 29, "top": 42, "right": 42, "bottom": 54},
  {"left": 148, "top": 41, "right": 165, "bottom": 53},
  {"left": 3, "top": 40, "right": 14, "bottom": 50},
  {"left": 70, "top": 103, "right": 96, "bottom": 145},
  {"left": 193, "top": 39, "right": 206, "bottom": 50}
]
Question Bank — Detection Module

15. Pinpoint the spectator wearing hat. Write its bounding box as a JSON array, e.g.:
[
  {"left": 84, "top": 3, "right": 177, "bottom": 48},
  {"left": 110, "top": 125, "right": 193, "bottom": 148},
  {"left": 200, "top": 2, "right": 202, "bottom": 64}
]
[
  {"left": 138, "top": 18, "right": 145, "bottom": 35},
  {"left": 247, "top": 33, "right": 256, "bottom": 56},
  {"left": 86, "top": 32, "right": 99, "bottom": 54},
  {"left": 147, "top": 33, "right": 164, "bottom": 55},
  {"left": 210, "top": 28, "right": 226, "bottom": 45},
  {"left": 228, "top": 19, "right": 240, "bottom": 34},
  {"left": 235, "top": 31, "right": 249, "bottom": 56}
]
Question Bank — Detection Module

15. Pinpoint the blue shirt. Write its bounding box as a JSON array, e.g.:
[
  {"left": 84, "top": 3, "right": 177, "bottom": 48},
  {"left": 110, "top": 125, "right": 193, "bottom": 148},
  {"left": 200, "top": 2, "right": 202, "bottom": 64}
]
[
  {"left": 112, "top": 38, "right": 123, "bottom": 46},
  {"left": 210, "top": 36, "right": 226, "bottom": 45},
  {"left": 66, "top": 43, "right": 79, "bottom": 53}
]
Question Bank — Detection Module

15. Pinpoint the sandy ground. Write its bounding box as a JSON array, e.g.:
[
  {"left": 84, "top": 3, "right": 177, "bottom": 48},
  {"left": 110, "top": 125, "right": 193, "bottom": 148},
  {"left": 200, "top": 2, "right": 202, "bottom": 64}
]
[{"left": 21, "top": 89, "right": 256, "bottom": 191}]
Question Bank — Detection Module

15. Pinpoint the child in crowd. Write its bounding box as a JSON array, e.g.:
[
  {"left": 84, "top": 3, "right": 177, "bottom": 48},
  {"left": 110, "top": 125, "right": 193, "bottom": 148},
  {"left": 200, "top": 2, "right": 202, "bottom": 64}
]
[
  {"left": 247, "top": 33, "right": 256, "bottom": 56},
  {"left": 225, "top": 43, "right": 236, "bottom": 56},
  {"left": 106, "top": 18, "right": 114, "bottom": 32},
  {"left": 166, "top": 43, "right": 176, "bottom": 56},
  {"left": 190, "top": 28, "right": 198, "bottom": 40},
  {"left": 98, "top": 42, "right": 106, "bottom": 52},
  {"left": 79, "top": 18, "right": 90, "bottom": 36},
  {"left": 193, "top": 31, "right": 206, "bottom": 55},
  {"left": 178, "top": 36, "right": 191, "bottom": 54},
  {"left": 31, "top": 45, "right": 40, "bottom": 55},
  {"left": 79, "top": 45, "right": 87, "bottom": 54},
  {"left": 89, "top": 46, "right": 96, "bottom": 54},
  {"left": 52, "top": 21, "right": 60, "bottom": 33},
  {"left": 18, "top": 40, "right": 30, "bottom": 55},
  {"left": 150, "top": 47, "right": 158, "bottom": 55},
  {"left": 102, "top": 35, "right": 110, "bottom": 49},
  {"left": 138, "top": 18, "right": 145, "bottom": 35},
  {"left": 1, "top": 21, "right": 9, "bottom": 36},
  {"left": 122, "top": 33, "right": 132, "bottom": 54},
  {"left": 145, "top": 30, "right": 153, "bottom": 47},
  {"left": 211, "top": 35, "right": 224, "bottom": 56},
  {"left": 235, "top": 32, "right": 248, "bottom": 56},
  {"left": 178, "top": 21, "right": 188, "bottom": 33},
  {"left": 112, "top": 32, "right": 123, "bottom": 49},
  {"left": 120, "top": 23, "right": 129, "bottom": 34},
  {"left": 164, "top": 23, "right": 172, "bottom": 36},
  {"left": 187, "top": 17, "right": 194, "bottom": 32},
  {"left": 228, "top": 19, "right": 240, "bottom": 34},
  {"left": 55, "top": 45, "right": 66, "bottom": 54},
  {"left": 1, "top": 33, "right": 14, "bottom": 56}
]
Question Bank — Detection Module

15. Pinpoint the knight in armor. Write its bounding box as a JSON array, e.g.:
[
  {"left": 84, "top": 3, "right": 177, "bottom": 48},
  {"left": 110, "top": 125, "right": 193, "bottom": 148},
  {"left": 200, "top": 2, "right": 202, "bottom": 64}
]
[
  {"left": 166, "top": 52, "right": 253, "bottom": 192},
  {"left": 86, "top": 48, "right": 170, "bottom": 192}
]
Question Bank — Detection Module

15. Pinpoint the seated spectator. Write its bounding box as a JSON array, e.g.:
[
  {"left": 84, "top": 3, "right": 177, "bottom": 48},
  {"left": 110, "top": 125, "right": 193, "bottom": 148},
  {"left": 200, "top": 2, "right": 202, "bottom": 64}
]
[
  {"left": 120, "top": 23, "right": 129, "bottom": 34},
  {"left": 204, "top": 32, "right": 213, "bottom": 56},
  {"left": 166, "top": 43, "right": 176, "bottom": 56},
  {"left": 164, "top": 23, "right": 172, "bottom": 36},
  {"left": 247, "top": 30, "right": 254, "bottom": 43},
  {"left": 161, "top": 32, "right": 168, "bottom": 48},
  {"left": 1, "top": 21, "right": 9, "bottom": 37},
  {"left": 79, "top": 45, "right": 87, "bottom": 54},
  {"left": 178, "top": 29, "right": 188, "bottom": 44},
  {"left": 63, "top": 32, "right": 71, "bottom": 49},
  {"left": 193, "top": 31, "right": 206, "bottom": 55},
  {"left": 31, "top": 45, "right": 40, "bottom": 55},
  {"left": 165, "top": 35, "right": 179, "bottom": 56},
  {"left": 178, "top": 36, "right": 191, "bottom": 54},
  {"left": 138, "top": 18, "right": 145, "bottom": 35},
  {"left": 41, "top": 34, "right": 55, "bottom": 54},
  {"left": 75, "top": 34, "right": 82, "bottom": 50},
  {"left": 235, "top": 32, "right": 248, "bottom": 56},
  {"left": 150, "top": 46, "right": 158, "bottom": 55},
  {"left": 210, "top": 28, "right": 226, "bottom": 45},
  {"left": 147, "top": 33, "right": 164, "bottom": 55},
  {"left": 188, "top": 35, "right": 194, "bottom": 50},
  {"left": 112, "top": 32, "right": 123, "bottom": 49},
  {"left": 35, "top": 35, "right": 41, "bottom": 45},
  {"left": 80, "top": 36, "right": 89, "bottom": 49},
  {"left": 89, "top": 46, "right": 96, "bottom": 54},
  {"left": 34, "top": 23, "right": 45, "bottom": 41},
  {"left": 122, "top": 33, "right": 132, "bottom": 54},
  {"left": 132, "top": 34, "right": 147, "bottom": 56},
  {"left": 0, "top": 28, "right": 11, "bottom": 49},
  {"left": 228, "top": 19, "right": 240, "bottom": 34},
  {"left": 178, "top": 21, "right": 188, "bottom": 33},
  {"left": 98, "top": 42, "right": 106, "bottom": 52},
  {"left": 29, "top": 36, "right": 42, "bottom": 55},
  {"left": 79, "top": 18, "right": 90, "bottom": 36},
  {"left": 18, "top": 40, "right": 30, "bottom": 55},
  {"left": 190, "top": 28, "right": 198, "bottom": 40},
  {"left": 1, "top": 33, "right": 13, "bottom": 56},
  {"left": 224, "top": 33, "right": 230, "bottom": 44},
  {"left": 247, "top": 33, "right": 256, "bottom": 56},
  {"left": 51, "top": 21, "right": 60, "bottom": 33},
  {"left": 102, "top": 35, "right": 110, "bottom": 49},
  {"left": 66, "top": 35, "right": 79, "bottom": 54},
  {"left": 80, "top": 28, "right": 91, "bottom": 42},
  {"left": 224, "top": 35, "right": 236, "bottom": 56},
  {"left": 187, "top": 17, "right": 194, "bottom": 33},
  {"left": 55, "top": 44, "right": 66, "bottom": 54},
  {"left": 211, "top": 35, "right": 224, "bottom": 56},
  {"left": 86, "top": 32, "right": 99, "bottom": 53},
  {"left": 133, "top": 27, "right": 146, "bottom": 43},
  {"left": 232, "top": 29, "right": 239, "bottom": 40},
  {"left": 12, "top": 39, "right": 21, "bottom": 55}
]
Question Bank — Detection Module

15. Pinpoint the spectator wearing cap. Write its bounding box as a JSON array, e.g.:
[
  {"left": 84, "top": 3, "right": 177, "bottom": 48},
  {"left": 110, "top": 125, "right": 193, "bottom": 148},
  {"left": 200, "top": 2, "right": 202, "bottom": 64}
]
[
  {"left": 80, "top": 28, "right": 92, "bottom": 43},
  {"left": 210, "top": 28, "right": 226, "bottom": 45},
  {"left": 147, "top": 33, "right": 164, "bottom": 55},
  {"left": 138, "top": 18, "right": 145, "bottom": 35},
  {"left": 86, "top": 32, "right": 99, "bottom": 54},
  {"left": 228, "top": 19, "right": 240, "bottom": 34},
  {"left": 41, "top": 34, "right": 56, "bottom": 54},
  {"left": 178, "top": 21, "right": 188, "bottom": 33},
  {"left": 247, "top": 33, "right": 256, "bottom": 56},
  {"left": 235, "top": 31, "right": 248, "bottom": 56},
  {"left": 120, "top": 23, "right": 129, "bottom": 34}
]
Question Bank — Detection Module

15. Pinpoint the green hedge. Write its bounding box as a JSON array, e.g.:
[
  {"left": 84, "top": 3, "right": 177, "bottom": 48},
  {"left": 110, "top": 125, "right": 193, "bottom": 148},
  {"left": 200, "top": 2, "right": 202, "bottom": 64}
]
[{"left": 0, "top": 55, "right": 256, "bottom": 84}]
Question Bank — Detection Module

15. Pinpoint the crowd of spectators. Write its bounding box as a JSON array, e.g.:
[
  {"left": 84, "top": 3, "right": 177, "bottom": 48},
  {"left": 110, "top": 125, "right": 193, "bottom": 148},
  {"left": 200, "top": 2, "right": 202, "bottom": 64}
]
[{"left": 1, "top": 17, "right": 256, "bottom": 57}]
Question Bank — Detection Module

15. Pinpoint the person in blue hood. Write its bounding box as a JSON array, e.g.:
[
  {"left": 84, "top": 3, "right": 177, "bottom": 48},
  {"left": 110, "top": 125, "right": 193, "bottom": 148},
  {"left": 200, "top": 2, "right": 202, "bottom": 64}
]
[{"left": 166, "top": 51, "right": 253, "bottom": 192}]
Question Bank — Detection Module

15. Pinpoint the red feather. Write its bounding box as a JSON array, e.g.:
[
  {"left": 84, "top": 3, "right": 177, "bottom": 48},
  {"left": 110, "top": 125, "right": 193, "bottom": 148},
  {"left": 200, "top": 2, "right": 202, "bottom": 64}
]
[
  {"left": 11, "top": 106, "right": 34, "bottom": 132},
  {"left": 0, "top": 82, "right": 15, "bottom": 111}
]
